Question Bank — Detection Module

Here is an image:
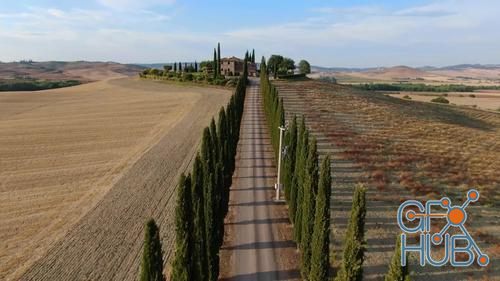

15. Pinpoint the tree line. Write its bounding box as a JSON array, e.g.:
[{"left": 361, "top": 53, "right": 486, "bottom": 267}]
[
  {"left": 138, "top": 56, "right": 249, "bottom": 281},
  {"left": 260, "top": 56, "right": 409, "bottom": 281},
  {"left": 354, "top": 83, "right": 500, "bottom": 93},
  {"left": 260, "top": 56, "right": 332, "bottom": 280},
  {"left": 0, "top": 79, "right": 81, "bottom": 91}
]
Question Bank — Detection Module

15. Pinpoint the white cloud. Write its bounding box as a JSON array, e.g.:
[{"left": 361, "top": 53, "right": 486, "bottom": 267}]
[
  {"left": 394, "top": 2, "right": 455, "bottom": 17},
  {"left": 96, "top": 0, "right": 176, "bottom": 10},
  {"left": 224, "top": 0, "right": 500, "bottom": 66},
  {"left": 312, "top": 5, "right": 384, "bottom": 16}
]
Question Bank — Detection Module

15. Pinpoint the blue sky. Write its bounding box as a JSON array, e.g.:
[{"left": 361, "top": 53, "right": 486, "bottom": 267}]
[{"left": 0, "top": 0, "right": 498, "bottom": 67}]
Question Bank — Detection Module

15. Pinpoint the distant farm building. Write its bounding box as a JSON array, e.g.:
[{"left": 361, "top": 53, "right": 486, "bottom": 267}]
[{"left": 220, "top": 56, "right": 257, "bottom": 77}]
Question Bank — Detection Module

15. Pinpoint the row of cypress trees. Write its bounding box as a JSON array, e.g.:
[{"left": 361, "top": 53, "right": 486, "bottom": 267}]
[
  {"left": 260, "top": 56, "right": 332, "bottom": 280},
  {"left": 168, "top": 57, "right": 249, "bottom": 281},
  {"left": 259, "top": 57, "right": 408, "bottom": 280}
]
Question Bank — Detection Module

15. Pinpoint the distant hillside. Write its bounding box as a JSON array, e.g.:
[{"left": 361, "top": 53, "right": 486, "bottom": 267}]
[
  {"left": 0, "top": 61, "right": 145, "bottom": 82},
  {"left": 310, "top": 64, "right": 500, "bottom": 85},
  {"left": 312, "top": 64, "right": 500, "bottom": 73}
]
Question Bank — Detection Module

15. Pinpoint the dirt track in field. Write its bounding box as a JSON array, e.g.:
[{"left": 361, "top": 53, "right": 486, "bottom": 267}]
[{"left": 0, "top": 78, "right": 230, "bottom": 280}]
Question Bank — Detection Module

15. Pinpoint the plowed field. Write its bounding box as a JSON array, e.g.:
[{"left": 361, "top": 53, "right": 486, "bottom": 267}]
[{"left": 0, "top": 78, "right": 230, "bottom": 280}]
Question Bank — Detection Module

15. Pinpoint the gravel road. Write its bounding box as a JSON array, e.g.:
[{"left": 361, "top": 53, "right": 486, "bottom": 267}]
[{"left": 220, "top": 79, "right": 300, "bottom": 281}]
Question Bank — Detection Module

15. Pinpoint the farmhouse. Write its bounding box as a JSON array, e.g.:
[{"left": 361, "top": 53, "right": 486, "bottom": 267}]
[{"left": 220, "top": 56, "right": 257, "bottom": 77}]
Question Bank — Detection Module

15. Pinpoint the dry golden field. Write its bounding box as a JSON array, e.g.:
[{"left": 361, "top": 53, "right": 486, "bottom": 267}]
[
  {"left": 389, "top": 91, "right": 500, "bottom": 111},
  {"left": 311, "top": 65, "right": 500, "bottom": 86},
  {"left": 0, "top": 77, "right": 230, "bottom": 280},
  {"left": 273, "top": 79, "right": 499, "bottom": 280}
]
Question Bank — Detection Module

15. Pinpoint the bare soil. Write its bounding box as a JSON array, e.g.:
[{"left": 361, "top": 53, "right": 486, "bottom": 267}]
[{"left": 0, "top": 78, "right": 230, "bottom": 280}]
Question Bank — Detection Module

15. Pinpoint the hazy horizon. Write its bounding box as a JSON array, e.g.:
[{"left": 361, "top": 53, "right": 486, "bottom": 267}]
[{"left": 1, "top": 0, "right": 499, "bottom": 67}]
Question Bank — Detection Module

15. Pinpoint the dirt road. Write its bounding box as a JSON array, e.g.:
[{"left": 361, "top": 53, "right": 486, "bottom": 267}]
[{"left": 219, "top": 80, "right": 300, "bottom": 281}]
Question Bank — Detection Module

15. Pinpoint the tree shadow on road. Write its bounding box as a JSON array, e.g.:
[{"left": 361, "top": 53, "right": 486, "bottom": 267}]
[
  {"left": 226, "top": 217, "right": 290, "bottom": 225},
  {"left": 221, "top": 240, "right": 296, "bottom": 250},
  {"left": 219, "top": 269, "right": 301, "bottom": 281}
]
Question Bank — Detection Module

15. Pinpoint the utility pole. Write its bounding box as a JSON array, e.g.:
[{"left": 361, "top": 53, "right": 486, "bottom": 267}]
[{"left": 275, "top": 125, "right": 287, "bottom": 201}]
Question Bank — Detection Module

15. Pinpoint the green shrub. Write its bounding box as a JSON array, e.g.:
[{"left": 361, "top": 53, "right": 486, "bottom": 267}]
[
  {"left": 469, "top": 94, "right": 476, "bottom": 98},
  {"left": 183, "top": 73, "right": 194, "bottom": 81},
  {"left": 431, "top": 96, "right": 450, "bottom": 104},
  {"left": 403, "top": 95, "right": 411, "bottom": 100}
]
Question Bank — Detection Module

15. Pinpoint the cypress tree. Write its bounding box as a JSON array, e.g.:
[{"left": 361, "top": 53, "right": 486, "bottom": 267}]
[
  {"left": 213, "top": 48, "right": 217, "bottom": 80},
  {"left": 283, "top": 115, "right": 297, "bottom": 201},
  {"left": 201, "top": 127, "right": 214, "bottom": 171},
  {"left": 210, "top": 119, "right": 219, "bottom": 166},
  {"left": 217, "top": 107, "right": 227, "bottom": 166},
  {"left": 139, "top": 219, "right": 165, "bottom": 281},
  {"left": 195, "top": 61, "right": 198, "bottom": 72},
  {"left": 174, "top": 63, "right": 177, "bottom": 72},
  {"left": 179, "top": 62, "right": 182, "bottom": 72},
  {"left": 289, "top": 116, "right": 304, "bottom": 223},
  {"left": 217, "top": 107, "right": 231, "bottom": 220},
  {"left": 217, "top": 42, "right": 221, "bottom": 77},
  {"left": 191, "top": 155, "right": 207, "bottom": 281},
  {"left": 200, "top": 128, "right": 219, "bottom": 281},
  {"left": 243, "top": 54, "right": 248, "bottom": 78},
  {"left": 335, "top": 184, "right": 366, "bottom": 281},
  {"left": 251, "top": 49, "right": 255, "bottom": 63},
  {"left": 310, "top": 156, "right": 332, "bottom": 281},
  {"left": 385, "top": 235, "right": 410, "bottom": 281},
  {"left": 204, "top": 172, "right": 219, "bottom": 281},
  {"left": 294, "top": 120, "right": 309, "bottom": 244},
  {"left": 261, "top": 56, "right": 267, "bottom": 77},
  {"left": 170, "top": 174, "right": 193, "bottom": 281},
  {"left": 301, "top": 137, "right": 319, "bottom": 277},
  {"left": 215, "top": 161, "right": 225, "bottom": 247}
]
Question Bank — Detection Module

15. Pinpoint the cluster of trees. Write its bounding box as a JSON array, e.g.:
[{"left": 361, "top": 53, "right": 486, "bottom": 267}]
[
  {"left": 168, "top": 60, "right": 249, "bottom": 281},
  {"left": 0, "top": 79, "right": 80, "bottom": 91},
  {"left": 267, "top": 55, "right": 296, "bottom": 78},
  {"left": 298, "top": 60, "right": 311, "bottom": 74},
  {"left": 141, "top": 62, "right": 199, "bottom": 78},
  {"left": 354, "top": 83, "right": 500, "bottom": 93},
  {"left": 260, "top": 56, "right": 332, "bottom": 280}
]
